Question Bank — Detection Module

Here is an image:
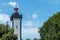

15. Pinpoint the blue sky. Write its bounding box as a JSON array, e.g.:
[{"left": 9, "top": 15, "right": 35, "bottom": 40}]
[{"left": 0, "top": 0, "right": 60, "bottom": 40}]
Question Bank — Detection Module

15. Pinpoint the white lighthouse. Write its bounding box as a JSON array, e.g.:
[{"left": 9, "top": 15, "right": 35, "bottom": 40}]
[{"left": 10, "top": 6, "right": 22, "bottom": 40}]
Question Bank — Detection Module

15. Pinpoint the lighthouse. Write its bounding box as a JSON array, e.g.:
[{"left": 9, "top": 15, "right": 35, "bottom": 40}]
[{"left": 10, "top": 6, "right": 22, "bottom": 40}]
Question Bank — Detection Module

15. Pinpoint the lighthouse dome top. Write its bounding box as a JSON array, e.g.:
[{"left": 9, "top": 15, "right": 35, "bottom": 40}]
[{"left": 10, "top": 6, "right": 22, "bottom": 21}]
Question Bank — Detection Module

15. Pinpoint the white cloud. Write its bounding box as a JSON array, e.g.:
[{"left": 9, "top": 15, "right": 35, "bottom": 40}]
[
  {"left": 22, "top": 20, "right": 40, "bottom": 28},
  {"left": 0, "top": 9, "right": 2, "bottom": 12},
  {"left": 2, "top": 2, "right": 18, "bottom": 7},
  {"left": 8, "top": 2, "right": 17, "bottom": 7},
  {"left": 32, "top": 14, "right": 38, "bottom": 19},
  {"left": 22, "top": 28, "right": 40, "bottom": 39},
  {"left": 23, "top": 21, "right": 33, "bottom": 27},
  {"left": 0, "top": 14, "right": 10, "bottom": 24},
  {"left": 22, "top": 28, "right": 38, "bottom": 34}
]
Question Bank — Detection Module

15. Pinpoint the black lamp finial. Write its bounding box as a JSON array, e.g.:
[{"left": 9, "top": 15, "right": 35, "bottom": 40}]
[{"left": 14, "top": 5, "right": 18, "bottom": 13}]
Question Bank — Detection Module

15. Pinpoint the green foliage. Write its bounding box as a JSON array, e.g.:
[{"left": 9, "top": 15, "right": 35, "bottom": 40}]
[
  {"left": 26, "top": 38, "right": 30, "bottom": 40},
  {"left": 38, "top": 12, "right": 60, "bottom": 40},
  {"left": 0, "top": 23, "right": 17, "bottom": 40},
  {"left": 34, "top": 38, "right": 38, "bottom": 40}
]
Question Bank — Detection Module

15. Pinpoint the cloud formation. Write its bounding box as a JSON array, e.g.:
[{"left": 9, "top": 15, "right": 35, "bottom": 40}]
[
  {"left": 0, "top": 14, "right": 10, "bottom": 24},
  {"left": 2, "top": 2, "right": 18, "bottom": 7},
  {"left": 32, "top": 14, "right": 38, "bottom": 19},
  {"left": 22, "top": 28, "right": 38, "bottom": 34},
  {"left": 22, "top": 28, "right": 40, "bottom": 39},
  {"left": 23, "top": 21, "right": 33, "bottom": 27},
  {"left": 22, "top": 20, "right": 40, "bottom": 28},
  {"left": 8, "top": 2, "right": 17, "bottom": 7}
]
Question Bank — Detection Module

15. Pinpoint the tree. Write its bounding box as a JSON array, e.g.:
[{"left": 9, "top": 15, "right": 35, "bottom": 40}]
[
  {"left": 34, "top": 38, "right": 38, "bottom": 40},
  {"left": 26, "top": 38, "right": 30, "bottom": 40},
  {"left": 38, "top": 12, "right": 60, "bottom": 40},
  {"left": 0, "top": 23, "right": 17, "bottom": 40}
]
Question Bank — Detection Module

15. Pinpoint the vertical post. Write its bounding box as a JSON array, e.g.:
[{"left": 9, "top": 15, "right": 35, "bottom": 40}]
[
  {"left": 20, "top": 18, "right": 22, "bottom": 40},
  {"left": 12, "top": 21, "right": 13, "bottom": 28}
]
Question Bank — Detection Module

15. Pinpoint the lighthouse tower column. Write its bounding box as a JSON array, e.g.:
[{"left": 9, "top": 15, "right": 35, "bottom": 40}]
[{"left": 10, "top": 6, "right": 22, "bottom": 40}]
